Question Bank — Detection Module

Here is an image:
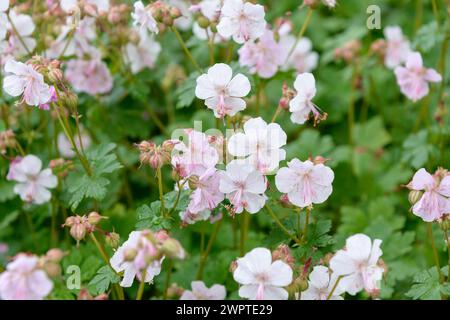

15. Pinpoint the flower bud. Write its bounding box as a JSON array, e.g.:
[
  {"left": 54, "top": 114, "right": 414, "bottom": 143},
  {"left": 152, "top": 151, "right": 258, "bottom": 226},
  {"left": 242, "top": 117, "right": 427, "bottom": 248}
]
[
  {"left": 78, "top": 288, "right": 94, "bottom": 300},
  {"left": 197, "top": 16, "right": 210, "bottom": 29},
  {"left": 188, "top": 175, "right": 199, "bottom": 189},
  {"left": 62, "top": 91, "right": 78, "bottom": 110},
  {"left": 229, "top": 260, "right": 238, "bottom": 273},
  {"left": 105, "top": 232, "right": 120, "bottom": 249},
  {"left": 45, "top": 248, "right": 66, "bottom": 262},
  {"left": 43, "top": 261, "right": 62, "bottom": 277},
  {"left": 63, "top": 216, "right": 76, "bottom": 227},
  {"left": 70, "top": 223, "right": 86, "bottom": 242},
  {"left": 87, "top": 211, "right": 106, "bottom": 225},
  {"left": 272, "top": 244, "right": 295, "bottom": 268},
  {"left": 160, "top": 238, "right": 185, "bottom": 259},
  {"left": 279, "top": 194, "right": 294, "bottom": 208},
  {"left": 408, "top": 190, "right": 423, "bottom": 205},
  {"left": 170, "top": 7, "right": 182, "bottom": 19},
  {"left": 124, "top": 248, "right": 137, "bottom": 261},
  {"left": 166, "top": 283, "right": 184, "bottom": 299}
]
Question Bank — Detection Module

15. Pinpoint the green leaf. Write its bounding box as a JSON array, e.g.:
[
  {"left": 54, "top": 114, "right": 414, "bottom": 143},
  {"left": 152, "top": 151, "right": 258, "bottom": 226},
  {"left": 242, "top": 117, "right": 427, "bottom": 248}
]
[
  {"left": 136, "top": 201, "right": 172, "bottom": 231},
  {"left": 296, "top": 219, "right": 335, "bottom": 262},
  {"left": 405, "top": 266, "right": 449, "bottom": 300},
  {"left": 175, "top": 72, "right": 199, "bottom": 109},
  {"left": 88, "top": 265, "right": 120, "bottom": 295},
  {"left": 402, "top": 130, "right": 437, "bottom": 169},
  {"left": 163, "top": 189, "right": 190, "bottom": 212},
  {"left": 413, "top": 21, "right": 444, "bottom": 52},
  {"left": 0, "top": 181, "right": 15, "bottom": 202},
  {"left": 353, "top": 117, "right": 391, "bottom": 151}
]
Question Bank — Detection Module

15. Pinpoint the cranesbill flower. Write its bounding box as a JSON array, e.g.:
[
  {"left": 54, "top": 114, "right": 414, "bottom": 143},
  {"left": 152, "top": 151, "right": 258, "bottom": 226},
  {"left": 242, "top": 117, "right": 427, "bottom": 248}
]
[
  {"left": 330, "top": 234, "right": 384, "bottom": 296},
  {"left": 217, "top": 0, "right": 266, "bottom": 44},
  {"left": 219, "top": 162, "right": 267, "bottom": 214},
  {"left": 238, "top": 29, "right": 284, "bottom": 78},
  {"left": 110, "top": 230, "right": 163, "bottom": 288},
  {"left": 3, "top": 59, "right": 51, "bottom": 107},
  {"left": 301, "top": 266, "right": 344, "bottom": 300},
  {"left": 65, "top": 58, "right": 113, "bottom": 95},
  {"left": 280, "top": 36, "right": 318, "bottom": 74},
  {"left": 6, "top": 155, "right": 58, "bottom": 205},
  {"left": 0, "top": 1, "right": 8, "bottom": 41},
  {"left": 0, "top": 254, "right": 53, "bottom": 300},
  {"left": 124, "top": 33, "right": 161, "bottom": 74},
  {"left": 233, "top": 247, "right": 293, "bottom": 300},
  {"left": 227, "top": 117, "right": 287, "bottom": 174},
  {"left": 61, "top": 0, "right": 110, "bottom": 14},
  {"left": 180, "top": 281, "right": 226, "bottom": 300},
  {"left": 187, "top": 168, "right": 225, "bottom": 213},
  {"left": 407, "top": 168, "right": 450, "bottom": 222},
  {"left": 275, "top": 158, "right": 334, "bottom": 208},
  {"left": 289, "top": 72, "right": 326, "bottom": 125},
  {"left": 132, "top": 1, "right": 159, "bottom": 34},
  {"left": 394, "top": 52, "right": 441, "bottom": 102},
  {"left": 195, "top": 63, "right": 251, "bottom": 118},
  {"left": 383, "top": 26, "right": 411, "bottom": 69}
]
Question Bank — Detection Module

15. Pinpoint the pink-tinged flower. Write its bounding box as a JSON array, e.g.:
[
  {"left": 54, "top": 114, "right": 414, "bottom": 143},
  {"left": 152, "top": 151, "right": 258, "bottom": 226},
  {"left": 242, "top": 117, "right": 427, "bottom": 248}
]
[
  {"left": 407, "top": 168, "right": 450, "bottom": 222},
  {"left": 166, "top": 0, "right": 192, "bottom": 31},
  {"left": 0, "top": 0, "right": 8, "bottom": 12},
  {"left": 238, "top": 29, "right": 284, "bottom": 79},
  {"left": 383, "top": 26, "right": 411, "bottom": 69},
  {"left": 124, "top": 34, "right": 161, "bottom": 74},
  {"left": 280, "top": 36, "right": 318, "bottom": 73},
  {"left": 330, "top": 234, "right": 384, "bottom": 296},
  {"left": 65, "top": 58, "right": 113, "bottom": 95},
  {"left": 275, "top": 158, "right": 334, "bottom": 208},
  {"left": 38, "top": 86, "right": 57, "bottom": 111},
  {"left": 57, "top": 129, "right": 91, "bottom": 158},
  {"left": 195, "top": 0, "right": 221, "bottom": 21},
  {"left": 219, "top": 162, "right": 267, "bottom": 214},
  {"left": 300, "top": 266, "right": 344, "bottom": 300},
  {"left": 187, "top": 168, "right": 225, "bottom": 213},
  {"left": 132, "top": 1, "right": 159, "bottom": 34},
  {"left": 0, "top": 1, "right": 8, "bottom": 41},
  {"left": 195, "top": 63, "right": 251, "bottom": 118},
  {"left": 171, "top": 129, "right": 219, "bottom": 178},
  {"left": 180, "top": 209, "right": 212, "bottom": 225},
  {"left": 289, "top": 72, "right": 326, "bottom": 125},
  {"left": 233, "top": 247, "right": 293, "bottom": 300},
  {"left": 228, "top": 117, "right": 287, "bottom": 174},
  {"left": 110, "top": 230, "right": 163, "bottom": 288},
  {"left": 3, "top": 60, "right": 51, "bottom": 107},
  {"left": 180, "top": 281, "right": 227, "bottom": 300},
  {"left": 0, "top": 254, "right": 53, "bottom": 300},
  {"left": 61, "top": 0, "right": 110, "bottom": 14},
  {"left": 394, "top": 52, "right": 442, "bottom": 102},
  {"left": 6, "top": 155, "right": 58, "bottom": 205},
  {"left": 217, "top": 0, "right": 266, "bottom": 44}
]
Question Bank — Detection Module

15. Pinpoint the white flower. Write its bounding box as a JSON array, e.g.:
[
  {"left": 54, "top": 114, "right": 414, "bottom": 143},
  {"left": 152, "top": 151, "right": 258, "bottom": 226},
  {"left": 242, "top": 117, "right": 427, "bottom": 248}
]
[
  {"left": 233, "top": 248, "right": 293, "bottom": 300},
  {"left": 124, "top": 34, "right": 161, "bottom": 74},
  {"left": 110, "top": 231, "right": 163, "bottom": 288},
  {"left": 0, "top": 1, "right": 9, "bottom": 41},
  {"left": 219, "top": 162, "right": 267, "bottom": 214},
  {"left": 0, "top": 1, "right": 9, "bottom": 12},
  {"left": 301, "top": 266, "right": 344, "bottom": 300},
  {"left": 195, "top": 63, "right": 250, "bottom": 118},
  {"left": 132, "top": 1, "right": 159, "bottom": 34},
  {"left": 383, "top": 26, "right": 411, "bottom": 69},
  {"left": 61, "top": 0, "right": 110, "bottom": 13},
  {"left": 280, "top": 36, "right": 318, "bottom": 73},
  {"left": 3, "top": 60, "right": 51, "bottom": 107},
  {"left": 0, "top": 254, "right": 53, "bottom": 300},
  {"left": 2, "top": 11, "right": 37, "bottom": 56},
  {"left": 7, "top": 155, "right": 58, "bottom": 205},
  {"left": 289, "top": 72, "right": 326, "bottom": 125},
  {"left": 57, "top": 130, "right": 91, "bottom": 158},
  {"left": 217, "top": 0, "right": 266, "bottom": 44},
  {"left": 275, "top": 158, "right": 334, "bottom": 208},
  {"left": 228, "top": 117, "right": 287, "bottom": 174},
  {"left": 166, "top": 0, "right": 192, "bottom": 31},
  {"left": 180, "top": 281, "right": 226, "bottom": 300},
  {"left": 330, "top": 234, "right": 384, "bottom": 295}
]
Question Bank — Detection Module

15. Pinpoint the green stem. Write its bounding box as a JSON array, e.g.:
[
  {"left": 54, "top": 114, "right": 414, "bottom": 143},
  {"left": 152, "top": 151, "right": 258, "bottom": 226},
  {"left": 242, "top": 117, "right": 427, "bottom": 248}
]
[
  {"left": 427, "top": 224, "right": 444, "bottom": 284},
  {"left": 197, "top": 219, "right": 223, "bottom": 279},
  {"left": 171, "top": 27, "right": 202, "bottom": 73},
  {"left": 7, "top": 14, "right": 31, "bottom": 55},
  {"left": 326, "top": 276, "right": 343, "bottom": 300},
  {"left": 136, "top": 270, "right": 147, "bottom": 300},
  {"left": 271, "top": 105, "right": 283, "bottom": 123},
  {"left": 285, "top": 7, "right": 313, "bottom": 63},
  {"left": 163, "top": 260, "right": 174, "bottom": 299},
  {"left": 157, "top": 167, "right": 166, "bottom": 217},
  {"left": 265, "top": 205, "right": 300, "bottom": 244},
  {"left": 302, "top": 208, "right": 310, "bottom": 242}
]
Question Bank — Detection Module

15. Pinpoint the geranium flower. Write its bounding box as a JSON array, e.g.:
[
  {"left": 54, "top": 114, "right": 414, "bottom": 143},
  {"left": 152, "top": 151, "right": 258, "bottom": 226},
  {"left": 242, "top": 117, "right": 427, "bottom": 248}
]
[
  {"left": 407, "top": 168, "right": 450, "bottom": 222},
  {"left": 132, "top": 1, "right": 159, "bottom": 34},
  {"left": 330, "top": 234, "right": 384, "bottom": 295},
  {"left": 383, "top": 26, "right": 411, "bottom": 69},
  {"left": 394, "top": 52, "right": 441, "bottom": 102},
  {"left": 65, "top": 58, "right": 113, "bottom": 95},
  {"left": 275, "top": 158, "right": 334, "bottom": 208},
  {"left": 61, "top": 0, "right": 110, "bottom": 14},
  {"left": 124, "top": 33, "right": 161, "bottom": 74},
  {"left": 6, "top": 155, "right": 58, "bottom": 204},
  {"left": 195, "top": 63, "right": 251, "bottom": 118},
  {"left": 238, "top": 29, "right": 284, "bottom": 78},
  {"left": 227, "top": 117, "right": 287, "bottom": 174},
  {"left": 0, "top": 1, "right": 9, "bottom": 41},
  {"left": 233, "top": 247, "right": 293, "bottom": 300},
  {"left": 0, "top": 254, "right": 53, "bottom": 300},
  {"left": 289, "top": 72, "right": 327, "bottom": 125},
  {"left": 110, "top": 230, "right": 163, "bottom": 288},
  {"left": 219, "top": 162, "right": 267, "bottom": 214},
  {"left": 280, "top": 36, "right": 318, "bottom": 73},
  {"left": 187, "top": 168, "right": 225, "bottom": 213},
  {"left": 301, "top": 266, "right": 344, "bottom": 300},
  {"left": 180, "top": 281, "right": 226, "bottom": 300},
  {"left": 3, "top": 59, "right": 51, "bottom": 107},
  {"left": 217, "top": 0, "right": 266, "bottom": 44}
]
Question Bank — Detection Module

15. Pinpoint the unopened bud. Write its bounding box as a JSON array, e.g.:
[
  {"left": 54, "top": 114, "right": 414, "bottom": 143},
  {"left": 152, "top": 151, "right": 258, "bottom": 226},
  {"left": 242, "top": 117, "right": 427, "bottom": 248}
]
[
  {"left": 124, "top": 248, "right": 137, "bottom": 261},
  {"left": 188, "top": 175, "right": 199, "bottom": 189},
  {"left": 87, "top": 211, "right": 106, "bottom": 225},
  {"left": 46, "top": 248, "right": 66, "bottom": 262},
  {"left": 408, "top": 190, "right": 423, "bottom": 205},
  {"left": 44, "top": 261, "right": 62, "bottom": 277},
  {"left": 70, "top": 223, "right": 86, "bottom": 242},
  {"left": 170, "top": 7, "right": 182, "bottom": 19},
  {"left": 105, "top": 232, "right": 120, "bottom": 249},
  {"left": 161, "top": 238, "right": 185, "bottom": 259},
  {"left": 197, "top": 16, "right": 210, "bottom": 29}
]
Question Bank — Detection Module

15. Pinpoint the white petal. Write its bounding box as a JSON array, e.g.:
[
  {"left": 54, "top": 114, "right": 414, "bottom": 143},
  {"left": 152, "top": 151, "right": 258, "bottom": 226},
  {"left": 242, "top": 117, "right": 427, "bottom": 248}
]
[{"left": 228, "top": 73, "right": 251, "bottom": 97}]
